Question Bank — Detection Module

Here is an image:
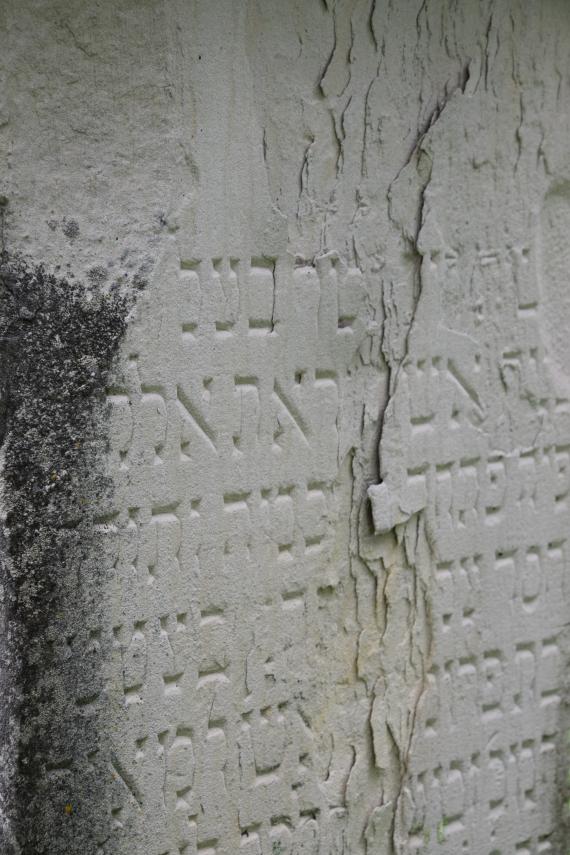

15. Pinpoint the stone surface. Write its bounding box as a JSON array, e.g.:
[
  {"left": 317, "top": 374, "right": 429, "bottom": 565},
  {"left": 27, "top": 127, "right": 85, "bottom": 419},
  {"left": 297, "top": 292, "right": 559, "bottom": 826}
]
[{"left": 0, "top": 2, "right": 570, "bottom": 853}]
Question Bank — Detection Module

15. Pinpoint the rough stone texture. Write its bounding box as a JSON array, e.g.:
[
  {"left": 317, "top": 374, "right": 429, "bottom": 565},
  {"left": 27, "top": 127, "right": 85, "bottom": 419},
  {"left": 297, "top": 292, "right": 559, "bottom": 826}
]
[{"left": 1, "top": 2, "right": 570, "bottom": 854}]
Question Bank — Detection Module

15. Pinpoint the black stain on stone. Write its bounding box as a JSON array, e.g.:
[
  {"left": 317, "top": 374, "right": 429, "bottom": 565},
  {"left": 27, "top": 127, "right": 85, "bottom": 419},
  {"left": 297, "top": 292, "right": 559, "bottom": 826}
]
[{"left": 0, "top": 252, "right": 132, "bottom": 853}]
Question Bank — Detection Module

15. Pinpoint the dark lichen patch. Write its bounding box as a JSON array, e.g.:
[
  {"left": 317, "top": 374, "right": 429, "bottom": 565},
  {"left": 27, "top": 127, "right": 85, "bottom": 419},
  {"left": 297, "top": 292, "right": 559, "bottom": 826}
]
[
  {"left": 0, "top": 253, "right": 132, "bottom": 853},
  {"left": 62, "top": 218, "right": 80, "bottom": 240},
  {"left": 87, "top": 265, "right": 110, "bottom": 287}
]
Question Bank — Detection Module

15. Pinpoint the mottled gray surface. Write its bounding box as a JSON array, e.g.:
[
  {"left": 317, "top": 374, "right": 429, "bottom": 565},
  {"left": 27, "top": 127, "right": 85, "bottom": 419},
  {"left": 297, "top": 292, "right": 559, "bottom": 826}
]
[
  {"left": 0, "top": 257, "right": 131, "bottom": 854},
  {"left": 1, "top": 2, "right": 569, "bottom": 853}
]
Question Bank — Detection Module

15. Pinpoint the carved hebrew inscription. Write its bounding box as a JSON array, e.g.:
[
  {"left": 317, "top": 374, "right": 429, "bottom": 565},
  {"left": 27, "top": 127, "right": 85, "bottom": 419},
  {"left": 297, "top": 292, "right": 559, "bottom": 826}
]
[
  {"left": 104, "top": 253, "right": 368, "bottom": 853},
  {"left": 370, "top": 238, "right": 570, "bottom": 853}
]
